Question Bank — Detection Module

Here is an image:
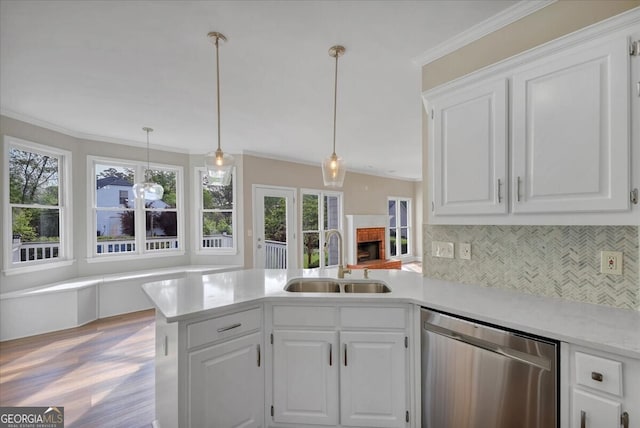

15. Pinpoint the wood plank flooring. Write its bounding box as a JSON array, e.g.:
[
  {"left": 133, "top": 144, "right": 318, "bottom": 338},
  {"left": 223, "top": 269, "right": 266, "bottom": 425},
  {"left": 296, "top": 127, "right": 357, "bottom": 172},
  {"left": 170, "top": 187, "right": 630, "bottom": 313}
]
[{"left": 0, "top": 310, "right": 155, "bottom": 428}]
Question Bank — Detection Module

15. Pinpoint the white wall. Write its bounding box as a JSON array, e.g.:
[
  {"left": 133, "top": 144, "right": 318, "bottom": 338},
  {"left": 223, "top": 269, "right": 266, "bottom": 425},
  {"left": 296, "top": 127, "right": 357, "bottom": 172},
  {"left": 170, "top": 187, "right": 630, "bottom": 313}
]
[{"left": 1, "top": 116, "right": 420, "bottom": 293}]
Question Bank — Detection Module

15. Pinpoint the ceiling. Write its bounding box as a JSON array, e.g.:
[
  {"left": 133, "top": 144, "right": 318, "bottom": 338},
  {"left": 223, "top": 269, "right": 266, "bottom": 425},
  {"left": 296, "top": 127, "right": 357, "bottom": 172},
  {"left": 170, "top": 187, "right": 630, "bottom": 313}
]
[{"left": 0, "top": 0, "right": 520, "bottom": 181}]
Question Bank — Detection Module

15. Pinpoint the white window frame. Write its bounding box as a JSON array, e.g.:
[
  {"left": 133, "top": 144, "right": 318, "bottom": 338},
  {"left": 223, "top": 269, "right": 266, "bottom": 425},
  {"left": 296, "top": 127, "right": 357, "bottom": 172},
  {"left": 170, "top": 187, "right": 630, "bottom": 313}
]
[
  {"left": 388, "top": 196, "right": 412, "bottom": 259},
  {"left": 87, "top": 155, "right": 184, "bottom": 262},
  {"left": 3, "top": 136, "right": 73, "bottom": 275},
  {"left": 194, "top": 167, "right": 237, "bottom": 255},
  {"left": 300, "top": 189, "right": 343, "bottom": 269}
]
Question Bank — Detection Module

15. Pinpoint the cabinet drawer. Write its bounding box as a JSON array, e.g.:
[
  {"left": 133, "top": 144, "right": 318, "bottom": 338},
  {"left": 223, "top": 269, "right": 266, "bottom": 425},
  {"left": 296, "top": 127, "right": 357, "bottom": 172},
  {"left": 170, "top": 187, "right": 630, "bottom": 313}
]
[
  {"left": 187, "top": 307, "right": 261, "bottom": 349},
  {"left": 340, "top": 306, "right": 406, "bottom": 329},
  {"left": 273, "top": 305, "right": 336, "bottom": 328},
  {"left": 575, "top": 352, "right": 622, "bottom": 396}
]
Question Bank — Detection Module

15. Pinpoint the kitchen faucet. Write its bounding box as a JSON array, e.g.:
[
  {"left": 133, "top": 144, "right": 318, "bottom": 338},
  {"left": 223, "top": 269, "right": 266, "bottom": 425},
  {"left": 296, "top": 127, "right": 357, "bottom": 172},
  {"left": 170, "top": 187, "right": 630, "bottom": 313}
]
[{"left": 325, "top": 229, "right": 351, "bottom": 279}]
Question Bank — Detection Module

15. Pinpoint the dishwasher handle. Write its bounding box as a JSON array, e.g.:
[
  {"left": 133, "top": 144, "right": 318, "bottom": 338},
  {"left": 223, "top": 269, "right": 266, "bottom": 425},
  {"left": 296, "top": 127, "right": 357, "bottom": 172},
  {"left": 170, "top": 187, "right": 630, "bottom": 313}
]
[{"left": 424, "top": 321, "right": 552, "bottom": 371}]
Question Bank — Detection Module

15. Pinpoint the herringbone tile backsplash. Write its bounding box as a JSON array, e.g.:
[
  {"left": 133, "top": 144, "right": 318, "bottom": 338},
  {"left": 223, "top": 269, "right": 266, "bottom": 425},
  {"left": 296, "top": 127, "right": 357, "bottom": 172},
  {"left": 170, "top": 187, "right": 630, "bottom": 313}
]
[{"left": 423, "top": 225, "right": 639, "bottom": 310}]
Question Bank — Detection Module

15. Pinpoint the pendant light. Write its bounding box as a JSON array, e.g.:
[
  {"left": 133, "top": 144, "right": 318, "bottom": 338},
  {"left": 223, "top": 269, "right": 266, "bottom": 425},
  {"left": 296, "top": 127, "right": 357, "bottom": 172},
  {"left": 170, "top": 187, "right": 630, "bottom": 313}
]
[
  {"left": 204, "top": 31, "right": 234, "bottom": 186},
  {"left": 133, "top": 127, "right": 164, "bottom": 201},
  {"left": 322, "top": 45, "right": 347, "bottom": 188}
]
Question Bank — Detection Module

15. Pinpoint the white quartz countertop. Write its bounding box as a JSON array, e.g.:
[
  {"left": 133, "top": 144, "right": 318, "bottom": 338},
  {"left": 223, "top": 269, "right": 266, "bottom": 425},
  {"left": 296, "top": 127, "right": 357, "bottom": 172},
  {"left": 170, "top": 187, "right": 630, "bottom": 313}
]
[{"left": 142, "top": 268, "right": 640, "bottom": 358}]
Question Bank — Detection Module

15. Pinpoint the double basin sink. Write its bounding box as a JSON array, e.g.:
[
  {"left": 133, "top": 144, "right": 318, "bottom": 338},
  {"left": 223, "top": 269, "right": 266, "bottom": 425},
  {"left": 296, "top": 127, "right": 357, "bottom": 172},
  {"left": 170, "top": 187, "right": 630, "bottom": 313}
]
[{"left": 284, "top": 278, "right": 391, "bottom": 294}]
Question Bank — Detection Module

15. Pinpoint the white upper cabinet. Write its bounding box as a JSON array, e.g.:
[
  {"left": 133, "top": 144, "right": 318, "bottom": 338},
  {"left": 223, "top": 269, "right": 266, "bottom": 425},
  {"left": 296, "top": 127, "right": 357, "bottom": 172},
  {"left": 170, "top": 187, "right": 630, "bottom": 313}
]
[
  {"left": 430, "top": 79, "right": 508, "bottom": 216},
  {"left": 511, "top": 36, "right": 630, "bottom": 214},
  {"left": 423, "top": 10, "right": 640, "bottom": 225}
]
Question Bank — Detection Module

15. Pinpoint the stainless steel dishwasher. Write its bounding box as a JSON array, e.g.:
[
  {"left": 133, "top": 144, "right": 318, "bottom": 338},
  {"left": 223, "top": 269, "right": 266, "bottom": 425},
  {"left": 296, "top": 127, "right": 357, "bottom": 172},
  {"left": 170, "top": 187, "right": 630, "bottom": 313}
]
[{"left": 421, "top": 308, "right": 558, "bottom": 428}]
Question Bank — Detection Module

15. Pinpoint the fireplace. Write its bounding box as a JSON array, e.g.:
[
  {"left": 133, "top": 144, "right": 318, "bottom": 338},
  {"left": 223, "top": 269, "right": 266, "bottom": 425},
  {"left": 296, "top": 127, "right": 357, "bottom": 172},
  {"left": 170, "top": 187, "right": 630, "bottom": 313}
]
[
  {"left": 344, "top": 217, "right": 401, "bottom": 270},
  {"left": 355, "top": 227, "right": 385, "bottom": 263}
]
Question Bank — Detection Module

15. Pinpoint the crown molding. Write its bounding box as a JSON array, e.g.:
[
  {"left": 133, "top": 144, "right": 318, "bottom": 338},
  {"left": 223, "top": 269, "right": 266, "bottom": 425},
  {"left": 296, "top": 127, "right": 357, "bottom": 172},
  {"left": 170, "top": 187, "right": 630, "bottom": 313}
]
[
  {"left": 0, "top": 108, "right": 189, "bottom": 154},
  {"left": 412, "top": 0, "right": 556, "bottom": 67}
]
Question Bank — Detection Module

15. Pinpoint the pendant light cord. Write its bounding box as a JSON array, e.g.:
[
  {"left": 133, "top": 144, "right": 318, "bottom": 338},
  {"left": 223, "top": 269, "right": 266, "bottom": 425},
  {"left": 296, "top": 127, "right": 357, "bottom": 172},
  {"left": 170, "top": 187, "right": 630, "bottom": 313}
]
[
  {"left": 332, "top": 52, "right": 338, "bottom": 156},
  {"left": 144, "top": 127, "right": 152, "bottom": 181},
  {"left": 215, "top": 36, "right": 222, "bottom": 152}
]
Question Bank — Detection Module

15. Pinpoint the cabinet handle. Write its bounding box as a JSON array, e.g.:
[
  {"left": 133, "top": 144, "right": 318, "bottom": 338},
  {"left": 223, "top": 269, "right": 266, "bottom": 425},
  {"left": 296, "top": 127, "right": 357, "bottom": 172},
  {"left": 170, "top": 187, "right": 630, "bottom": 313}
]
[
  {"left": 621, "top": 412, "right": 629, "bottom": 428},
  {"left": 163, "top": 335, "right": 168, "bottom": 356},
  {"left": 344, "top": 344, "right": 348, "bottom": 366},
  {"left": 580, "top": 410, "right": 586, "bottom": 428},
  {"left": 217, "top": 323, "right": 241, "bottom": 333},
  {"left": 591, "top": 371, "right": 603, "bottom": 382},
  {"left": 516, "top": 176, "right": 522, "bottom": 202},
  {"left": 329, "top": 343, "right": 332, "bottom": 366},
  {"left": 497, "top": 179, "right": 503, "bottom": 203},
  {"left": 257, "top": 344, "right": 261, "bottom": 367}
]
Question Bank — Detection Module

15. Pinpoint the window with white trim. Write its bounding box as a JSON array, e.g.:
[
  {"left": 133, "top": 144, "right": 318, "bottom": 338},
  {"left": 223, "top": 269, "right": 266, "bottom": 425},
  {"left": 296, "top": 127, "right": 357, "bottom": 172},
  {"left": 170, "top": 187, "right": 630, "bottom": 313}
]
[
  {"left": 301, "top": 190, "right": 343, "bottom": 268},
  {"left": 4, "top": 137, "right": 72, "bottom": 271},
  {"left": 196, "top": 168, "right": 236, "bottom": 253},
  {"left": 388, "top": 197, "right": 411, "bottom": 257},
  {"left": 89, "top": 157, "right": 182, "bottom": 259}
]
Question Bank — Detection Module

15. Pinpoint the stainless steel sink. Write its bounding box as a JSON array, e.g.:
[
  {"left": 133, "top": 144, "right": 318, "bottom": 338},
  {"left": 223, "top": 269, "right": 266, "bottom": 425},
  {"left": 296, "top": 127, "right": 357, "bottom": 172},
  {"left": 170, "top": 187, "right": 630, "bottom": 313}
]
[
  {"left": 343, "top": 282, "right": 391, "bottom": 293},
  {"left": 284, "top": 280, "right": 341, "bottom": 293}
]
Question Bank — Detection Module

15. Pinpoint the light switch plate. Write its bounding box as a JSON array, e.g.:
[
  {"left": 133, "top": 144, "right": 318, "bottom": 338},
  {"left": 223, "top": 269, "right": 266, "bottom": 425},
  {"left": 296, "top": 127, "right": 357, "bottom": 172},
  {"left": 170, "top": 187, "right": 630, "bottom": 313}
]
[
  {"left": 600, "top": 251, "right": 623, "bottom": 275},
  {"left": 432, "top": 241, "right": 454, "bottom": 259},
  {"left": 459, "top": 243, "right": 471, "bottom": 260}
]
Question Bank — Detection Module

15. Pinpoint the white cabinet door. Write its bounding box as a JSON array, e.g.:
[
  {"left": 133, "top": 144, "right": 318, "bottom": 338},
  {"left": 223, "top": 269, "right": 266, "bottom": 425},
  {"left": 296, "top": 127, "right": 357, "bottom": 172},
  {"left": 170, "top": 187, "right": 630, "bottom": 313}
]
[
  {"left": 430, "top": 78, "right": 508, "bottom": 216},
  {"left": 188, "top": 332, "right": 263, "bottom": 428},
  {"left": 340, "top": 331, "right": 407, "bottom": 428},
  {"left": 272, "top": 330, "right": 339, "bottom": 426},
  {"left": 512, "top": 36, "right": 630, "bottom": 214},
  {"left": 572, "top": 389, "right": 621, "bottom": 428}
]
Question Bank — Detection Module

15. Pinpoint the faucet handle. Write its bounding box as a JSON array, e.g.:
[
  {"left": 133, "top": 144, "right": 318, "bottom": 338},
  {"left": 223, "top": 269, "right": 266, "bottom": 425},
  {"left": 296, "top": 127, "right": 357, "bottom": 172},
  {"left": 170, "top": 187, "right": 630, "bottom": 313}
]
[{"left": 363, "top": 268, "right": 369, "bottom": 279}]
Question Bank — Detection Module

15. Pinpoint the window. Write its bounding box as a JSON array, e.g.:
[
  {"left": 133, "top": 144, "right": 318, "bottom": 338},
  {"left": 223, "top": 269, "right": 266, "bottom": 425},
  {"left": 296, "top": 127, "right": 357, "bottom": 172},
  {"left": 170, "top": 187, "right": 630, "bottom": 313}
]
[
  {"left": 197, "top": 168, "right": 236, "bottom": 253},
  {"left": 388, "top": 197, "right": 411, "bottom": 258},
  {"left": 4, "top": 137, "right": 72, "bottom": 272},
  {"left": 301, "top": 190, "right": 342, "bottom": 268},
  {"left": 89, "top": 157, "right": 182, "bottom": 259}
]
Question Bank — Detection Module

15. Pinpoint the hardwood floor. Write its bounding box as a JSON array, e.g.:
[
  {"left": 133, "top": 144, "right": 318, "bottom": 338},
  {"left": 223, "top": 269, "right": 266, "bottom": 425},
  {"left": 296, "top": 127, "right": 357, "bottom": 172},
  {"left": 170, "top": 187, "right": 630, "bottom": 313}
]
[{"left": 0, "top": 310, "right": 156, "bottom": 428}]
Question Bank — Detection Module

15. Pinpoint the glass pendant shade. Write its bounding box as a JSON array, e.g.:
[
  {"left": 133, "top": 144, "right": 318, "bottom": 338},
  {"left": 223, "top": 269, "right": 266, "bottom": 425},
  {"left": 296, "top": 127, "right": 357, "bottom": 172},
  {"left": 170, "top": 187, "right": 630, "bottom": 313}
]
[
  {"left": 322, "top": 152, "right": 346, "bottom": 187},
  {"left": 133, "top": 178, "right": 164, "bottom": 201},
  {"left": 205, "top": 148, "right": 235, "bottom": 186},
  {"left": 134, "top": 127, "right": 164, "bottom": 201},
  {"left": 322, "top": 45, "right": 347, "bottom": 188}
]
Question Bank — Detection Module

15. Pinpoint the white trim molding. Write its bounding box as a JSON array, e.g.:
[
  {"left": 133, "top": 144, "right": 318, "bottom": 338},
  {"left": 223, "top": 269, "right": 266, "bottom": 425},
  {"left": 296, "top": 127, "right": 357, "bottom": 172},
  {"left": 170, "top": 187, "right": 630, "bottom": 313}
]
[{"left": 412, "top": 0, "right": 556, "bottom": 66}]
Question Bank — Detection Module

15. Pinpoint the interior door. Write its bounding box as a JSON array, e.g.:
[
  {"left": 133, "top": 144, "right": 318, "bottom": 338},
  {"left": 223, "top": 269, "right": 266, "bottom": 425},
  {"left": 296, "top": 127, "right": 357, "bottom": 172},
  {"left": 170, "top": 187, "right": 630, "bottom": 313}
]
[{"left": 253, "top": 186, "right": 297, "bottom": 268}]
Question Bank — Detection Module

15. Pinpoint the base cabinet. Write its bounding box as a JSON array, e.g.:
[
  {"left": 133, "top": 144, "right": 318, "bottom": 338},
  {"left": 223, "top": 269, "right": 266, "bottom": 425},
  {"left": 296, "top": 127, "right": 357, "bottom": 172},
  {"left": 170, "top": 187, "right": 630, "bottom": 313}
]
[
  {"left": 154, "top": 306, "right": 264, "bottom": 428},
  {"left": 340, "top": 331, "right": 407, "bottom": 428},
  {"left": 267, "top": 304, "right": 414, "bottom": 428},
  {"left": 272, "top": 330, "right": 339, "bottom": 425},
  {"left": 566, "top": 344, "right": 638, "bottom": 428},
  {"left": 189, "top": 332, "right": 263, "bottom": 428}
]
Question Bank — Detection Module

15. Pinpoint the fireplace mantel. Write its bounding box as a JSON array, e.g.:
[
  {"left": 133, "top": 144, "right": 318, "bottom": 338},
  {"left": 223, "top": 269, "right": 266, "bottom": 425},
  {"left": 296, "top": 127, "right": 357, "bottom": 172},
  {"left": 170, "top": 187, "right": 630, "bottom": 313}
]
[{"left": 345, "top": 215, "right": 388, "bottom": 265}]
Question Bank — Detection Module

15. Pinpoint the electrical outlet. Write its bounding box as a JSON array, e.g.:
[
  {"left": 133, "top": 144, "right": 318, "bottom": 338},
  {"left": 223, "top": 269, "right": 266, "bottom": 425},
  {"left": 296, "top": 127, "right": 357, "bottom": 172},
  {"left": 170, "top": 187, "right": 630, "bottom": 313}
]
[
  {"left": 459, "top": 243, "right": 471, "bottom": 260},
  {"left": 600, "top": 251, "right": 623, "bottom": 275},
  {"left": 432, "top": 241, "right": 454, "bottom": 259}
]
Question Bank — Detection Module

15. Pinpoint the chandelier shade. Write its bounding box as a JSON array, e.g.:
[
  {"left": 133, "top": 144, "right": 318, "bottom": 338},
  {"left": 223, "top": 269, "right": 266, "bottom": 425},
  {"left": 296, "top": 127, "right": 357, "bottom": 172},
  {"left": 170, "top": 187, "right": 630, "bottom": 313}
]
[{"left": 133, "top": 127, "right": 164, "bottom": 201}]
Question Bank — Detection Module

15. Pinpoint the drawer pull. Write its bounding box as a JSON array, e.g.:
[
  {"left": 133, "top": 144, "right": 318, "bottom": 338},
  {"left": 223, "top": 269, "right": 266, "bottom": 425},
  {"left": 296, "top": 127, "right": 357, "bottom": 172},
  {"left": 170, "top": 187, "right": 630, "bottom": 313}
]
[
  {"left": 621, "top": 412, "right": 629, "bottom": 428},
  {"left": 591, "top": 371, "right": 603, "bottom": 382},
  {"left": 257, "top": 344, "right": 261, "bottom": 367},
  {"left": 580, "top": 410, "right": 586, "bottom": 428},
  {"left": 329, "top": 343, "right": 333, "bottom": 366},
  {"left": 217, "top": 322, "right": 242, "bottom": 333}
]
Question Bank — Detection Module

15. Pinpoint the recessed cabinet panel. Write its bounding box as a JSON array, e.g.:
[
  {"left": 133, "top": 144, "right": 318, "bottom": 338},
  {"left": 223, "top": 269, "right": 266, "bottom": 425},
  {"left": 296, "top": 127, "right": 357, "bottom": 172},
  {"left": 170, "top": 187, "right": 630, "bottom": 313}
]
[
  {"left": 188, "top": 332, "right": 263, "bottom": 428},
  {"left": 512, "top": 36, "right": 629, "bottom": 213},
  {"left": 272, "top": 330, "right": 339, "bottom": 426},
  {"left": 340, "top": 331, "right": 406, "bottom": 428},
  {"left": 430, "top": 78, "right": 508, "bottom": 216},
  {"left": 572, "top": 389, "right": 620, "bottom": 428}
]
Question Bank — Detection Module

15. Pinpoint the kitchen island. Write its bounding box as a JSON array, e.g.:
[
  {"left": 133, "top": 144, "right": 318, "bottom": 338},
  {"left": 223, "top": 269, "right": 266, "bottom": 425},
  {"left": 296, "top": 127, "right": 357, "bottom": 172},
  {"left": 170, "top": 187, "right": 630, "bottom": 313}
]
[{"left": 143, "top": 268, "right": 640, "bottom": 428}]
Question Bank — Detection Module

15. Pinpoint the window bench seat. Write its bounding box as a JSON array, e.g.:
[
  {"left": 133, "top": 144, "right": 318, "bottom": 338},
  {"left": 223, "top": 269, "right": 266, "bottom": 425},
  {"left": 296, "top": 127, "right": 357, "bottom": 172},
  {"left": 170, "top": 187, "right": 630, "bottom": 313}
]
[{"left": 0, "top": 265, "right": 242, "bottom": 341}]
